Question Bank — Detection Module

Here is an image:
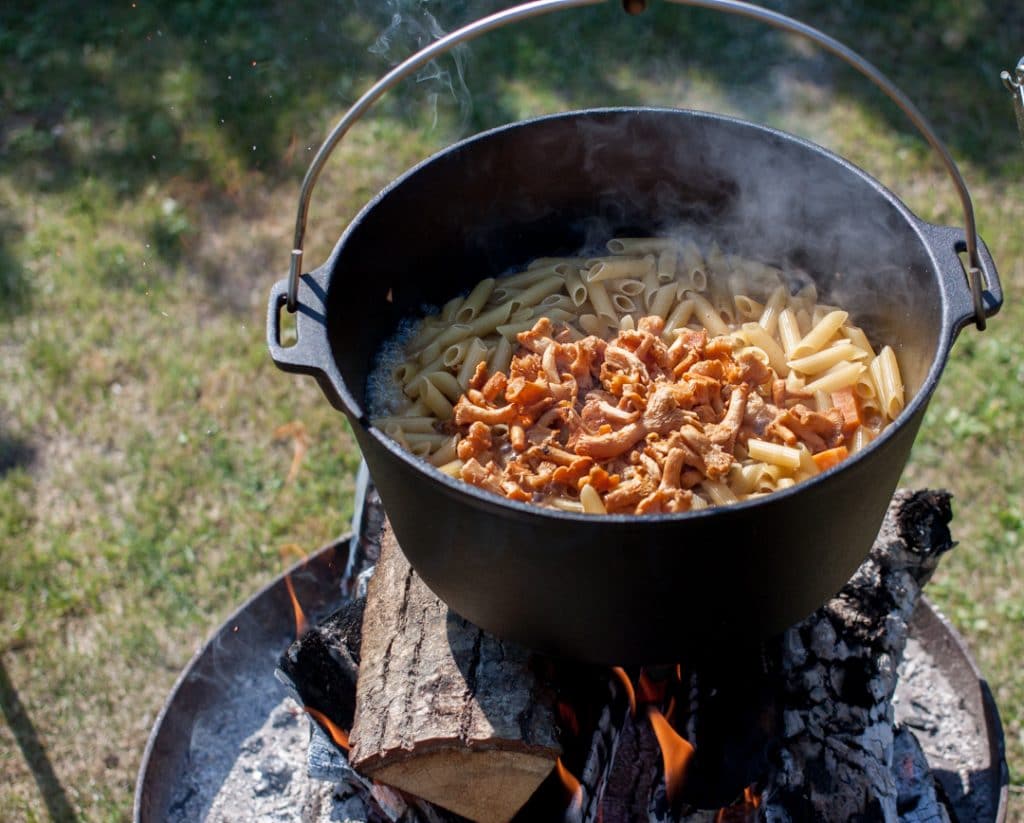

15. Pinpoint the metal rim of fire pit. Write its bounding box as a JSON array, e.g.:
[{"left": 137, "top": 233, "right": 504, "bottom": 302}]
[{"left": 133, "top": 534, "right": 1009, "bottom": 823}]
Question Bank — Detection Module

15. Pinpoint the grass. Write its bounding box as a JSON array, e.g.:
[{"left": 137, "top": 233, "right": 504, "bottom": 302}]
[{"left": 1, "top": 1, "right": 1022, "bottom": 819}]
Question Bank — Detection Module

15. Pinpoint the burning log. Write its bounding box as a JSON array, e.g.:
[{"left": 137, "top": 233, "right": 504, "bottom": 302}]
[
  {"left": 347, "top": 523, "right": 562, "bottom": 823},
  {"left": 281, "top": 488, "right": 963, "bottom": 822},
  {"left": 278, "top": 595, "right": 365, "bottom": 734},
  {"left": 760, "top": 488, "right": 954, "bottom": 820}
]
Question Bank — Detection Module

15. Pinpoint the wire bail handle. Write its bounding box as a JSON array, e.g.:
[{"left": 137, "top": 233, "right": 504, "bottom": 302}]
[
  {"left": 1003, "top": 57, "right": 1024, "bottom": 147},
  {"left": 287, "top": 0, "right": 989, "bottom": 330}
]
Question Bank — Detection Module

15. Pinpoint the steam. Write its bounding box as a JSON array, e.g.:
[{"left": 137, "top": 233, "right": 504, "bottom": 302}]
[{"left": 360, "top": 0, "right": 475, "bottom": 131}]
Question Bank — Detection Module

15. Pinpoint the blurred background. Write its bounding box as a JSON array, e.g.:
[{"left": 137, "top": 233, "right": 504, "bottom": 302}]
[{"left": 0, "top": 1, "right": 1021, "bottom": 818}]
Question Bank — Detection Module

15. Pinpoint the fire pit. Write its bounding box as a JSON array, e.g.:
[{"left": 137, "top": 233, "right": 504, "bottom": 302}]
[{"left": 134, "top": 471, "right": 1008, "bottom": 823}]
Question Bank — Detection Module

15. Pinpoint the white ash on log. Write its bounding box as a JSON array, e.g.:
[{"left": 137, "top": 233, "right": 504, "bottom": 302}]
[{"left": 348, "top": 523, "right": 562, "bottom": 823}]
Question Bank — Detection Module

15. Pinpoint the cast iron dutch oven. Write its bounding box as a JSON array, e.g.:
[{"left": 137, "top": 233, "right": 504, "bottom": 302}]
[{"left": 267, "top": 0, "right": 1003, "bottom": 664}]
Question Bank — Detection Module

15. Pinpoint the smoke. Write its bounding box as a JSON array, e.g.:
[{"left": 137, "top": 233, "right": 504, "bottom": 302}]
[{"left": 358, "top": 0, "right": 477, "bottom": 132}]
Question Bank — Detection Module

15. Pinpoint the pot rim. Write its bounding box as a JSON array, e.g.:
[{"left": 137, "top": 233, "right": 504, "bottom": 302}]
[{"left": 327, "top": 106, "right": 961, "bottom": 524}]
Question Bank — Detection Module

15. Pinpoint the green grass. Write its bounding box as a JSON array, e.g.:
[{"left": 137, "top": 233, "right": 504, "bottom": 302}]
[{"left": 1, "top": 1, "right": 1022, "bottom": 819}]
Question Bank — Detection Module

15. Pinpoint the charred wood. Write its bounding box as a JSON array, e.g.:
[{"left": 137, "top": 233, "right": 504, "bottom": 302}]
[
  {"left": 278, "top": 595, "right": 365, "bottom": 733},
  {"left": 761, "top": 489, "right": 954, "bottom": 822}
]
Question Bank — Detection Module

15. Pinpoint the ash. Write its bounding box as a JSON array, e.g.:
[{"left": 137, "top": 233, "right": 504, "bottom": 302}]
[
  {"left": 164, "top": 660, "right": 437, "bottom": 823},
  {"left": 893, "top": 635, "right": 994, "bottom": 822},
  {"left": 165, "top": 663, "right": 363, "bottom": 823}
]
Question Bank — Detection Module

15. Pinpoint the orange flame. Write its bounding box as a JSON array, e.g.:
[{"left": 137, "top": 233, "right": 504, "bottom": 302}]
[
  {"left": 610, "top": 666, "right": 637, "bottom": 716},
  {"left": 647, "top": 706, "right": 694, "bottom": 807},
  {"left": 554, "top": 757, "right": 583, "bottom": 819},
  {"left": 284, "top": 573, "right": 308, "bottom": 638},
  {"left": 305, "top": 706, "right": 350, "bottom": 751},
  {"left": 714, "top": 785, "right": 761, "bottom": 821},
  {"left": 280, "top": 543, "right": 310, "bottom": 638},
  {"left": 557, "top": 701, "right": 580, "bottom": 738},
  {"left": 637, "top": 668, "right": 666, "bottom": 704}
]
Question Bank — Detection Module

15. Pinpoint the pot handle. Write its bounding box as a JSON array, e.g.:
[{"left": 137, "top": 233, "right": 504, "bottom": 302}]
[
  {"left": 1003, "top": 57, "right": 1024, "bottom": 147},
  {"left": 267, "top": 266, "right": 360, "bottom": 417},
  {"left": 285, "top": 0, "right": 991, "bottom": 330},
  {"left": 920, "top": 223, "right": 1003, "bottom": 335}
]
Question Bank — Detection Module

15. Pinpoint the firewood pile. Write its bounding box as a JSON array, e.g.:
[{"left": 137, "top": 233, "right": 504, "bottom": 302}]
[{"left": 277, "top": 486, "right": 992, "bottom": 823}]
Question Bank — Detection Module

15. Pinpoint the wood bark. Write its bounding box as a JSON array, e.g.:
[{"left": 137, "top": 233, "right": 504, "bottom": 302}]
[{"left": 348, "top": 523, "right": 562, "bottom": 823}]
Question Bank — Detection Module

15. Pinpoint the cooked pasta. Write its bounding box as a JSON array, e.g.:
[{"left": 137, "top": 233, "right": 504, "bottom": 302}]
[{"left": 368, "top": 237, "right": 905, "bottom": 515}]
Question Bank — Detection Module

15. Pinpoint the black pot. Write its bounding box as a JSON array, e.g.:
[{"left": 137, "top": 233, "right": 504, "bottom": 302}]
[{"left": 268, "top": 108, "right": 1001, "bottom": 664}]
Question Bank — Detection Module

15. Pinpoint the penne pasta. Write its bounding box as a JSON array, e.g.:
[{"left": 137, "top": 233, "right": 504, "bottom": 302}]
[
  {"left": 586, "top": 280, "right": 618, "bottom": 327},
  {"left": 734, "top": 294, "right": 764, "bottom": 321},
  {"left": 656, "top": 248, "right": 678, "bottom": 283},
  {"left": 579, "top": 483, "right": 607, "bottom": 514},
  {"left": 787, "top": 341, "right": 866, "bottom": 375},
  {"left": 791, "top": 310, "right": 848, "bottom": 358},
  {"left": 661, "top": 298, "right": 695, "bottom": 342},
  {"left": 607, "top": 237, "right": 679, "bottom": 255},
  {"left": 454, "top": 277, "right": 496, "bottom": 323},
  {"left": 456, "top": 338, "right": 490, "bottom": 388},
  {"left": 648, "top": 284, "right": 678, "bottom": 320},
  {"left": 870, "top": 345, "right": 905, "bottom": 420},
  {"left": 777, "top": 308, "right": 802, "bottom": 358},
  {"left": 587, "top": 256, "right": 655, "bottom": 283},
  {"left": 369, "top": 237, "right": 904, "bottom": 517},
  {"left": 740, "top": 322, "right": 788, "bottom": 376},
  {"left": 428, "top": 435, "right": 459, "bottom": 466},
  {"left": 564, "top": 268, "right": 588, "bottom": 307},
  {"left": 747, "top": 439, "right": 802, "bottom": 470},
  {"left": 803, "top": 361, "right": 865, "bottom": 394},
  {"left": 508, "top": 275, "right": 565, "bottom": 314},
  {"left": 758, "top": 285, "right": 788, "bottom": 336},
  {"left": 685, "top": 291, "right": 730, "bottom": 337}
]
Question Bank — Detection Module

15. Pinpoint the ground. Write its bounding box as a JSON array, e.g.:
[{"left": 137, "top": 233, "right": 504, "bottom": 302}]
[{"left": 0, "top": 1, "right": 1022, "bottom": 820}]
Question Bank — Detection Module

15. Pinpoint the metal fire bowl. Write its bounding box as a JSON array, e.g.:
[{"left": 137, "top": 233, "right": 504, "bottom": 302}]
[{"left": 133, "top": 537, "right": 1009, "bottom": 823}]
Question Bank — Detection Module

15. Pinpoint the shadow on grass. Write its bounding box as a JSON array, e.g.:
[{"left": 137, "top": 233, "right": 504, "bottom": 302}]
[
  {"left": 3, "top": 1, "right": 1019, "bottom": 189},
  {"left": 0, "top": 1, "right": 1020, "bottom": 292},
  {"left": 0, "top": 211, "right": 30, "bottom": 322},
  {"left": 0, "top": 656, "right": 79, "bottom": 822},
  {"left": 0, "top": 433, "right": 36, "bottom": 478}
]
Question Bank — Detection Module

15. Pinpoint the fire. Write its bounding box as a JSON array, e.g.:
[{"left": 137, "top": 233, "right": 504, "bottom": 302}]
[
  {"left": 610, "top": 666, "right": 637, "bottom": 716},
  {"left": 280, "top": 543, "right": 309, "bottom": 638},
  {"left": 714, "top": 785, "right": 761, "bottom": 821},
  {"left": 304, "top": 706, "right": 350, "bottom": 751},
  {"left": 283, "top": 572, "right": 308, "bottom": 638},
  {"left": 637, "top": 668, "right": 666, "bottom": 704},
  {"left": 647, "top": 705, "right": 694, "bottom": 807},
  {"left": 554, "top": 757, "right": 583, "bottom": 819},
  {"left": 557, "top": 701, "right": 580, "bottom": 738}
]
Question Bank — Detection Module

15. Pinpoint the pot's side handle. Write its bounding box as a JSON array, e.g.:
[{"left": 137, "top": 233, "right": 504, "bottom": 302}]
[
  {"left": 267, "top": 267, "right": 362, "bottom": 418},
  {"left": 1002, "top": 58, "right": 1024, "bottom": 146},
  {"left": 920, "top": 222, "right": 1003, "bottom": 337}
]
